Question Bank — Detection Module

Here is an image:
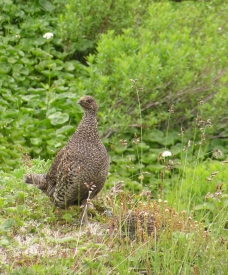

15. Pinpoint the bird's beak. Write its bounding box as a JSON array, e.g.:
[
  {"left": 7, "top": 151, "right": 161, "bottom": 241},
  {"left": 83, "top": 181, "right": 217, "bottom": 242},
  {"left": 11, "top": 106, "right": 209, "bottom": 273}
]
[{"left": 77, "top": 100, "right": 82, "bottom": 105}]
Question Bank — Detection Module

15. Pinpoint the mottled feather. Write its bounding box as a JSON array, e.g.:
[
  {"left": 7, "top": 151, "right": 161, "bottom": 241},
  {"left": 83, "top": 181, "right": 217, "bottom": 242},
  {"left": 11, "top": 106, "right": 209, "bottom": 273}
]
[{"left": 25, "top": 96, "right": 109, "bottom": 209}]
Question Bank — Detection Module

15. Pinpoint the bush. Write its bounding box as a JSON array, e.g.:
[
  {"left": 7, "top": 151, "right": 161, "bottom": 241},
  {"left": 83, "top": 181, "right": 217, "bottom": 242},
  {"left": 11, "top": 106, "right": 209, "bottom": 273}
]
[
  {"left": 0, "top": 0, "right": 228, "bottom": 172},
  {"left": 82, "top": 1, "right": 228, "bottom": 131}
]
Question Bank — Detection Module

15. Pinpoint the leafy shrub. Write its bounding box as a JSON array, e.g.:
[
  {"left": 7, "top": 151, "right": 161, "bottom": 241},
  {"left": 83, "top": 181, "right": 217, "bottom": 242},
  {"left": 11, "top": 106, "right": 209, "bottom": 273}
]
[
  {"left": 0, "top": 0, "right": 150, "bottom": 171},
  {"left": 83, "top": 1, "right": 228, "bottom": 131},
  {"left": 0, "top": 0, "right": 67, "bottom": 170},
  {"left": 58, "top": 0, "right": 148, "bottom": 59},
  {"left": 0, "top": 0, "right": 228, "bottom": 173}
]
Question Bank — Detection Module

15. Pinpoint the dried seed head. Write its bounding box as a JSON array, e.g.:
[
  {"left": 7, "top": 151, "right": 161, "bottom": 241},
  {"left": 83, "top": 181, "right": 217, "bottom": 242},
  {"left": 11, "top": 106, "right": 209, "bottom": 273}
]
[
  {"left": 110, "top": 181, "right": 124, "bottom": 195},
  {"left": 168, "top": 160, "right": 174, "bottom": 165},
  {"left": 215, "top": 149, "right": 222, "bottom": 155},
  {"left": 198, "top": 97, "right": 204, "bottom": 105},
  {"left": 119, "top": 139, "right": 127, "bottom": 146},
  {"left": 178, "top": 127, "right": 184, "bottom": 136},
  {"left": 132, "top": 134, "right": 140, "bottom": 145},
  {"left": 160, "top": 170, "right": 164, "bottom": 181},
  {"left": 169, "top": 105, "right": 174, "bottom": 114},
  {"left": 211, "top": 171, "right": 219, "bottom": 177},
  {"left": 201, "top": 133, "right": 205, "bottom": 141},
  {"left": 215, "top": 183, "right": 223, "bottom": 191},
  {"left": 130, "top": 79, "right": 137, "bottom": 83}
]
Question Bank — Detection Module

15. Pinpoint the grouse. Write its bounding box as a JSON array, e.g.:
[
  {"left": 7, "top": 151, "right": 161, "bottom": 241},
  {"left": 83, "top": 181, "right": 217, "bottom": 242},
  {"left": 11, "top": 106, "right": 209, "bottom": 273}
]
[{"left": 25, "top": 95, "right": 109, "bottom": 215}]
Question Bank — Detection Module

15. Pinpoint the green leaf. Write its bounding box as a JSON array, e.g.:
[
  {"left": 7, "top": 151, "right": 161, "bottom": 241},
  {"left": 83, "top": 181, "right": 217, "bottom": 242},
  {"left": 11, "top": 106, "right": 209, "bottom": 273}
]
[
  {"left": 20, "top": 94, "right": 39, "bottom": 101},
  {"left": 48, "top": 112, "right": 69, "bottom": 125},
  {"left": 41, "top": 70, "right": 59, "bottom": 78},
  {"left": 142, "top": 153, "right": 157, "bottom": 164},
  {"left": 56, "top": 125, "right": 74, "bottom": 134},
  {"left": 55, "top": 92, "right": 77, "bottom": 99},
  {"left": 30, "top": 138, "right": 42, "bottom": 145},
  {"left": 12, "top": 72, "right": 25, "bottom": 81},
  {"left": 0, "top": 63, "right": 11, "bottom": 74},
  {"left": 8, "top": 57, "right": 18, "bottom": 64},
  {"left": 5, "top": 207, "right": 18, "bottom": 213},
  {"left": 0, "top": 238, "right": 9, "bottom": 247},
  {"left": 13, "top": 64, "right": 23, "bottom": 73},
  {"left": 62, "top": 213, "right": 73, "bottom": 221},
  {"left": 0, "top": 218, "right": 16, "bottom": 231},
  {"left": 48, "top": 236, "right": 76, "bottom": 243},
  {"left": 194, "top": 203, "right": 215, "bottom": 211},
  {"left": 38, "top": 0, "right": 55, "bottom": 12},
  {"left": 64, "top": 62, "right": 75, "bottom": 71}
]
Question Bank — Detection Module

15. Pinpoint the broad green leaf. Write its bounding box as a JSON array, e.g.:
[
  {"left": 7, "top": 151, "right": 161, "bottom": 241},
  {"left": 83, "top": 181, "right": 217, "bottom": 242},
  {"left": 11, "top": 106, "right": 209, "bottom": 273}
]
[
  {"left": 0, "top": 218, "right": 16, "bottom": 231},
  {"left": 56, "top": 125, "right": 74, "bottom": 134},
  {"left": 64, "top": 62, "right": 75, "bottom": 71},
  {"left": 48, "top": 112, "right": 69, "bottom": 125},
  {"left": 30, "top": 138, "right": 42, "bottom": 145},
  {"left": 38, "top": 0, "right": 55, "bottom": 12},
  {"left": 0, "top": 63, "right": 11, "bottom": 74},
  {"left": 0, "top": 238, "right": 9, "bottom": 246}
]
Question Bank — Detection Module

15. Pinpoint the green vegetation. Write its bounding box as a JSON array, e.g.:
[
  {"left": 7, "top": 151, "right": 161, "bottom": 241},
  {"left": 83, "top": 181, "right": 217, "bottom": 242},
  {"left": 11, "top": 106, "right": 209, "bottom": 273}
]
[
  {"left": 0, "top": 159, "right": 227, "bottom": 274},
  {"left": 0, "top": 0, "right": 227, "bottom": 274},
  {"left": 1, "top": 0, "right": 228, "bottom": 171}
]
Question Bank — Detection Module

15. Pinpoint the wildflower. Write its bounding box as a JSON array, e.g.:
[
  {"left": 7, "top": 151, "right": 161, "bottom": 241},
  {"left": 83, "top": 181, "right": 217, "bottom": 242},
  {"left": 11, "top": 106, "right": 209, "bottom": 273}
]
[
  {"left": 15, "top": 34, "right": 20, "bottom": 38},
  {"left": 162, "top": 150, "right": 172, "bottom": 157},
  {"left": 43, "top": 32, "right": 54, "bottom": 39}
]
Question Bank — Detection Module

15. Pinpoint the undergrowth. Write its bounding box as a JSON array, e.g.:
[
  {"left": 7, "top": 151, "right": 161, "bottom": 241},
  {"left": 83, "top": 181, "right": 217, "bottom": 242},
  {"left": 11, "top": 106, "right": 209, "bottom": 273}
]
[
  {"left": 0, "top": 94, "right": 227, "bottom": 274},
  {"left": 0, "top": 159, "right": 227, "bottom": 274},
  {"left": 1, "top": 0, "right": 228, "bottom": 171}
]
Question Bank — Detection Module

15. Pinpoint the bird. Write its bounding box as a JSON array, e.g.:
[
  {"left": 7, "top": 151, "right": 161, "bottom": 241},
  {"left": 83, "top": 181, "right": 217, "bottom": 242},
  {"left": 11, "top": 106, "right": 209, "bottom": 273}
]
[{"left": 25, "top": 95, "right": 110, "bottom": 221}]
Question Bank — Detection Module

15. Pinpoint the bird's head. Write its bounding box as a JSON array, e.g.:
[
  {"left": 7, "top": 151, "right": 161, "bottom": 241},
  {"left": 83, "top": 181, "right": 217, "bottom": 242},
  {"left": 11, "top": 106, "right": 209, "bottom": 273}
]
[{"left": 77, "top": 95, "right": 99, "bottom": 113}]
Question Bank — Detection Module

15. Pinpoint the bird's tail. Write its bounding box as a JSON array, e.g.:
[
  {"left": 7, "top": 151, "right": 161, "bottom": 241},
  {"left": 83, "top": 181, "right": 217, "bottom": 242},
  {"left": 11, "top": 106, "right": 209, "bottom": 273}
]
[{"left": 25, "top": 174, "right": 47, "bottom": 192}]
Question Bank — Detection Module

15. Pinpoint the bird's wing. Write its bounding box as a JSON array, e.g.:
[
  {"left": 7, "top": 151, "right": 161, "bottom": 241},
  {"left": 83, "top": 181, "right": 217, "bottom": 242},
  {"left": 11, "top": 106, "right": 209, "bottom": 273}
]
[{"left": 46, "top": 147, "right": 70, "bottom": 193}]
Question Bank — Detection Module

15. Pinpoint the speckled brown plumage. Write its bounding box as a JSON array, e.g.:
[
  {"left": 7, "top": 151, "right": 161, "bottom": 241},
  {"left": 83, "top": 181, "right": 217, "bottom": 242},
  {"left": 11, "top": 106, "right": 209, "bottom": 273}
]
[{"left": 25, "top": 95, "right": 109, "bottom": 209}]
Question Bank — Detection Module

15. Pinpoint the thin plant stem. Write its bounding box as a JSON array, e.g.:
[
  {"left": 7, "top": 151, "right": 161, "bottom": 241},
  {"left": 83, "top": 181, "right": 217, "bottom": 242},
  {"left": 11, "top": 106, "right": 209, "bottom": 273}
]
[{"left": 131, "top": 79, "right": 143, "bottom": 185}]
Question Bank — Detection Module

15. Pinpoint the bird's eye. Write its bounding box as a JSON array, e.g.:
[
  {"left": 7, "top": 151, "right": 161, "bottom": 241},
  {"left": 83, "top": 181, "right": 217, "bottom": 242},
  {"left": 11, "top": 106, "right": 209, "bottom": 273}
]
[{"left": 86, "top": 99, "right": 92, "bottom": 103}]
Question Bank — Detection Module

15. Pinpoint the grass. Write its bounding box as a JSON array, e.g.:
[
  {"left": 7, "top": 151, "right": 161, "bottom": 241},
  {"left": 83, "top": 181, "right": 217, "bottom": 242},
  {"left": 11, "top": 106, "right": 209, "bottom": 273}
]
[
  {"left": 0, "top": 155, "right": 227, "bottom": 274},
  {"left": 1, "top": 1, "right": 228, "bottom": 273},
  {"left": 0, "top": 93, "right": 227, "bottom": 275}
]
